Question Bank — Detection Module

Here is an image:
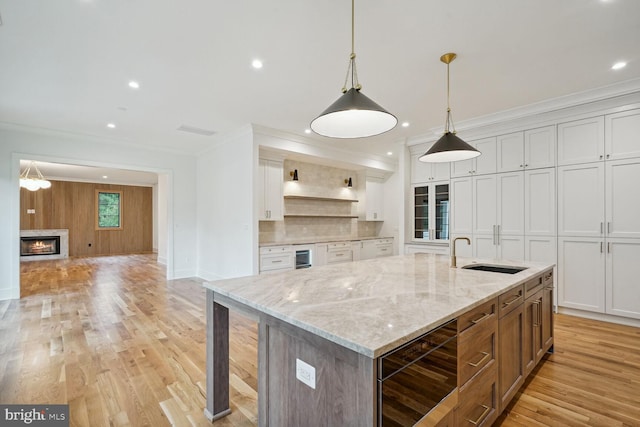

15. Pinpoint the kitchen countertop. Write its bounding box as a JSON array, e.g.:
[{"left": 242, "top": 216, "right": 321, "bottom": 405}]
[
  {"left": 259, "top": 236, "right": 393, "bottom": 247},
  {"left": 203, "top": 253, "right": 554, "bottom": 358}
]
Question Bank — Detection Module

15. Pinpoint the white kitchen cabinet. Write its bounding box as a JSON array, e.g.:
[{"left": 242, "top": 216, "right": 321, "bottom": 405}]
[
  {"left": 605, "top": 109, "right": 640, "bottom": 161},
  {"left": 358, "top": 176, "right": 384, "bottom": 221},
  {"left": 497, "top": 126, "right": 556, "bottom": 173},
  {"left": 351, "top": 241, "right": 361, "bottom": 261},
  {"left": 412, "top": 182, "right": 449, "bottom": 241},
  {"left": 605, "top": 158, "right": 640, "bottom": 238},
  {"left": 524, "top": 168, "right": 556, "bottom": 236},
  {"left": 473, "top": 172, "right": 523, "bottom": 236},
  {"left": 557, "top": 163, "right": 605, "bottom": 237},
  {"left": 258, "top": 158, "right": 284, "bottom": 221},
  {"left": 405, "top": 243, "right": 450, "bottom": 255},
  {"left": 473, "top": 175, "right": 498, "bottom": 235},
  {"left": 411, "top": 152, "right": 450, "bottom": 183},
  {"left": 473, "top": 234, "right": 524, "bottom": 261},
  {"left": 558, "top": 237, "right": 605, "bottom": 313},
  {"left": 525, "top": 236, "right": 557, "bottom": 264},
  {"left": 450, "top": 177, "right": 473, "bottom": 235},
  {"left": 450, "top": 137, "right": 497, "bottom": 177},
  {"left": 557, "top": 116, "right": 605, "bottom": 166},
  {"left": 314, "top": 243, "right": 327, "bottom": 267},
  {"left": 361, "top": 238, "right": 394, "bottom": 260},
  {"left": 606, "top": 238, "right": 640, "bottom": 319}
]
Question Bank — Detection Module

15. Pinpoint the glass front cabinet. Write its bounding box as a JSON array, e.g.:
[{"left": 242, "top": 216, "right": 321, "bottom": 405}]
[{"left": 413, "top": 183, "right": 450, "bottom": 241}]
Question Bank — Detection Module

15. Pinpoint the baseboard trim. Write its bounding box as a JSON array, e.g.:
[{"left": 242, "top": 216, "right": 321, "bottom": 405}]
[{"left": 558, "top": 307, "right": 640, "bottom": 328}]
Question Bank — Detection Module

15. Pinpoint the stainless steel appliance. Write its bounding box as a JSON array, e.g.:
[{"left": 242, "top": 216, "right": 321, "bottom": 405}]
[
  {"left": 378, "top": 319, "right": 458, "bottom": 426},
  {"left": 293, "top": 245, "right": 313, "bottom": 269}
]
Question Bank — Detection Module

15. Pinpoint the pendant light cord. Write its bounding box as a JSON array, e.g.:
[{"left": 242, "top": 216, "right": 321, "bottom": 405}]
[
  {"left": 445, "top": 60, "right": 456, "bottom": 134},
  {"left": 342, "top": 0, "right": 360, "bottom": 93}
]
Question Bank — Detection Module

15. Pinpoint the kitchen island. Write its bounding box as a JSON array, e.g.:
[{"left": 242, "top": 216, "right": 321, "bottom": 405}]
[{"left": 203, "top": 253, "right": 555, "bottom": 426}]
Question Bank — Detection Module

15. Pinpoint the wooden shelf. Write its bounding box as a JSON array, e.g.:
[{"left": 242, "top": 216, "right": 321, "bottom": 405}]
[
  {"left": 283, "top": 214, "right": 358, "bottom": 219},
  {"left": 284, "top": 195, "right": 358, "bottom": 203}
]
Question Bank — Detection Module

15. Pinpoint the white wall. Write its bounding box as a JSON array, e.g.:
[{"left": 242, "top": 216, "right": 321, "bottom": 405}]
[
  {"left": 196, "top": 125, "right": 256, "bottom": 280},
  {"left": 0, "top": 124, "right": 198, "bottom": 300},
  {"left": 157, "top": 173, "right": 169, "bottom": 265}
]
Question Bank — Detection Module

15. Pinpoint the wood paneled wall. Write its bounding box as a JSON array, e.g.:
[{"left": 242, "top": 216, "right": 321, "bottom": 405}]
[{"left": 20, "top": 180, "right": 153, "bottom": 257}]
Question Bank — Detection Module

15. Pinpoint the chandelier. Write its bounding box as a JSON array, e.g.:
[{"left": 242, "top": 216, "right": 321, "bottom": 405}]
[{"left": 19, "top": 161, "right": 52, "bottom": 191}]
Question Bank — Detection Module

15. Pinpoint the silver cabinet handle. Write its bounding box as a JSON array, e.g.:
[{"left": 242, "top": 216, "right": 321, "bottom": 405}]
[
  {"left": 607, "top": 222, "right": 611, "bottom": 234},
  {"left": 600, "top": 242, "right": 604, "bottom": 253},
  {"left": 600, "top": 222, "right": 603, "bottom": 234},
  {"left": 599, "top": 155, "right": 603, "bottom": 160},
  {"left": 608, "top": 242, "right": 611, "bottom": 253},
  {"left": 492, "top": 225, "right": 496, "bottom": 245},
  {"left": 606, "top": 154, "right": 610, "bottom": 159}
]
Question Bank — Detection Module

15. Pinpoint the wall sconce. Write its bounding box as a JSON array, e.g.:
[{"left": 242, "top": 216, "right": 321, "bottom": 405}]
[
  {"left": 344, "top": 177, "right": 353, "bottom": 188},
  {"left": 290, "top": 169, "right": 299, "bottom": 181}
]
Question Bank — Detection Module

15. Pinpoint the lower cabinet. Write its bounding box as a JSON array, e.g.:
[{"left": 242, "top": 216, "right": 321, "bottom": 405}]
[{"left": 497, "top": 286, "right": 524, "bottom": 411}]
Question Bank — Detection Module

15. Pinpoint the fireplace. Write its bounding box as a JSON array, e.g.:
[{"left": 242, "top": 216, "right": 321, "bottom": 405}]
[
  {"left": 20, "top": 229, "right": 69, "bottom": 261},
  {"left": 21, "top": 236, "right": 61, "bottom": 256}
]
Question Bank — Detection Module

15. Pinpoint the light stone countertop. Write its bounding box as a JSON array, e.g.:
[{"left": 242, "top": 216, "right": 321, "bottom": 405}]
[
  {"left": 204, "top": 253, "right": 554, "bottom": 358},
  {"left": 259, "top": 236, "right": 393, "bottom": 247}
]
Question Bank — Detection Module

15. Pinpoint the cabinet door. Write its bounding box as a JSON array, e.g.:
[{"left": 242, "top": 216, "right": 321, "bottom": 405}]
[
  {"left": 605, "top": 109, "right": 640, "bottom": 161},
  {"left": 265, "top": 160, "right": 284, "bottom": 220},
  {"left": 498, "top": 235, "right": 525, "bottom": 261},
  {"left": 434, "top": 183, "right": 450, "bottom": 241},
  {"left": 497, "top": 172, "right": 524, "bottom": 236},
  {"left": 474, "top": 235, "right": 497, "bottom": 259},
  {"left": 524, "top": 125, "right": 556, "bottom": 169},
  {"left": 360, "top": 240, "right": 377, "bottom": 260},
  {"left": 541, "top": 284, "right": 554, "bottom": 354},
  {"left": 525, "top": 168, "right": 556, "bottom": 236},
  {"left": 523, "top": 291, "right": 542, "bottom": 376},
  {"left": 474, "top": 175, "right": 497, "bottom": 235},
  {"left": 450, "top": 177, "right": 473, "bottom": 235},
  {"left": 451, "top": 156, "right": 474, "bottom": 178},
  {"left": 474, "top": 137, "right": 498, "bottom": 175},
  {"left": 413, "top": 185, "right": 430, "bottom": 240},
  {"left": 525, "top": 236, "right": 557, "bottom": 264},
  {"left": 366, "top": 179, "right": 384, "bottom": 220},
  {"left": 557, "top": 237, "right": 605, "bottom": 313},
  {"left": 557, "top": 116, "right": 605, "bottom": 165},
  {"left": 498, "top": 304, "right": 524, "bottom": 411},
  {"left": 606, "top": 238, "right": 640, "bottom": 319},
  {"left": 432, "top": 162, "right": 451, "bottom": 181},
  {"left": 258, "top": 159, "right": 268, "bottom": 220},
  {"left": 496, "top": 132, "right": 524, "bottom": 173},
  {"left": 411, "top": 153, "right": 432, "bottom": 183},
  {"left": 557, "top": 163, "right": 605, "bottom": 237},
  {"left": 606, "top": 159, "right": 640, "bottom": 238}
]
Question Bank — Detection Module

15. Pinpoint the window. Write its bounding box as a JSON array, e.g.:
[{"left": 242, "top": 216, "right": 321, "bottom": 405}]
[{"left": 95, "top": 190, "right": 122, "bottom": 229}]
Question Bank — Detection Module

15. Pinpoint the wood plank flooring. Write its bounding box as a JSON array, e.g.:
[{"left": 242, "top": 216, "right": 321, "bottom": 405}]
[{"left": 2, "top": 254, "right": 639, "bottom": 426}]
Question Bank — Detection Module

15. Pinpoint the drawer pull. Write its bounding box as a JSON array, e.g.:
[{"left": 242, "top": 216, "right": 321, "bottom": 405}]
[
  {"left": 335, "top": 253, "right": 344, "bottom": 257},
  {"left": 272, "top": 260, "right": 282, "bottom": 263},
  {"left": 502, "top": 294, "right": 522, "bottom": 307},
  {"left": 467, "top": 405, "right": 491, "bottom": 426},
  {"left": 467, "top": 351, "right": 490, "bottom": 368},
  {"left": 470, "top": 312, "right": 491, "bottom": 325}
]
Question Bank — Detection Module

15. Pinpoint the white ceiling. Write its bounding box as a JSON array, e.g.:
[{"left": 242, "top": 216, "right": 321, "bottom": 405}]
[
  {"left": 2, "top": 0, "right": 640, "bottom": 166},
  {"left": 19, "top": 160, "right": 158, "bottom": 186}
]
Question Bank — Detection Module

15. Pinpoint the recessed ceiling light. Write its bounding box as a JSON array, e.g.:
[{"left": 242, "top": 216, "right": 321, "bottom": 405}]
[
  {"left": 402, "top": 122, "right": 410, "bottom": 127},
  {"left": 304, "top": 129, "right": 311, "bottom": 134},
  {"left": 252, "top": 59, "right": 263, "bottom": 69},
  {"left": 611, "top": 61, "right": 627, "bottom": 70},
  {"left": 128, "top": 81, "right": 140, "bottom": 89},
  {"left": 102, "top": 175, "right": 108, "bottom": 179},
  {"left": 106, "top": 123, "right": 116, "bottom": 129},
  {"left": 387, "top": 151, "right": 393, "bottom": 156}
]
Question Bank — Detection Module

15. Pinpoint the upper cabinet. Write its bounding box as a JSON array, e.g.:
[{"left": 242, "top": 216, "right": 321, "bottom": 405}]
[
  {"left": 605, "top": 109, "right": 640, "bottom": 161},
  {"left": 410, "top": 152, "right": 450, "bottom": 183},
  {"left": 258, "top": 158, "right": 284, "bottom": 221},
  {"left": 557, "top": 116, "right": 605, "bottom": 166},
  {"left": 496, "top": 126, "right": 556, "bottom": 173},
  {"left": 358, "top": 175, "right": 385, "bottom": 221},
  {"left": 451, "top": 137, "right": 497, "bottom": 177}
]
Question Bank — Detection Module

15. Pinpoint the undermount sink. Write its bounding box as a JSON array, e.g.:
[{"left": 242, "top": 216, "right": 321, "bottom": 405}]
[{"left": 461, "top": 264, "right": 528, "bottom": 274}]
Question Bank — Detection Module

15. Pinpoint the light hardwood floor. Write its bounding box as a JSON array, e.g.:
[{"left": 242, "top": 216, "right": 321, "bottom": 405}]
[{"left": 2, "top": 255, "right": 639, "bottom": 426}]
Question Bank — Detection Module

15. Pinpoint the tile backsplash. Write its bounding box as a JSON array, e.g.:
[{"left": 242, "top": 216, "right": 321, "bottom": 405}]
[{"left": 259, "top": 159, "right": 383, "bottom": 243}]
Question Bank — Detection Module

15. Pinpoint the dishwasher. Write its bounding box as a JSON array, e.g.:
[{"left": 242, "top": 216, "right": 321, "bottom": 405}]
[{"left": 378, "top": 319, "right": 458, "bottom": 426}]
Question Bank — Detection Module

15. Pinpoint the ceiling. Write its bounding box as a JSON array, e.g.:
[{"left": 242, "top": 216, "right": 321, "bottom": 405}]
[{"left": 2, "top": 0, "right": 640, "bottom": 165}]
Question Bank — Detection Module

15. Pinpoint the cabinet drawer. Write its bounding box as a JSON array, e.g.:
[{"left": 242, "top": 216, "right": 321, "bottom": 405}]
[
  {"left": 260, "top": 254, "right": 293, "bottom": 271},
  {"left": 260, "top": 245, "right": 292, "bottom": 255},
  {"left": 458, "top": 298, "right": 498, "bottom": 334},
  {"left": 499, "top": 285, "right": 524, "bottom": 317},
  {"left": 459, "top": 318, "right": 497, "bottom": 386},
  {"left": 543, "top": 269, "right": 553, "bottom": 287},
  {"left": 524, "top": 274, "right": 544, "bottom": 300},
  {"left": 376, "top": 244, "right": 392, "bottom": 257},
  {"left": 377, "top": 238, "right": 393, "bottom": 245},
  {"left": 327, "top": 249, "right": 352, "bottom": 264},
  {"left": 458, "top": 361, "right": 498, "bottom": 427},
  {"left": 327, "top": 242, "right": 350, "bottom": 250}
]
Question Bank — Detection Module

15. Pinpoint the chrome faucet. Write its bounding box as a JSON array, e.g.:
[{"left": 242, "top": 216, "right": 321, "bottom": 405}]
[{"left": 451, "top": 237, "right": 471, "bottom": 268}]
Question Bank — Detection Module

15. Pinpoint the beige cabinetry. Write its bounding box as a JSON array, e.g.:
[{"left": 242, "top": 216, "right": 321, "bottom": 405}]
[
  {"left": 360, "top": 238, "right": 393, "bottom": 260},
  {"left": 259, "top": 245, "right": 293, "bottom": 273},
  {"left": 258, "top": 158, "right": 283, "bottom": 221},
  {"left": 523, "top": 271, "right": 554, "bottom": 375}
]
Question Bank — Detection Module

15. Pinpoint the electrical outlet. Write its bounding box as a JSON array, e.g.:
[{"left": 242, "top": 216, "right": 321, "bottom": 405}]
[
  {"left": 27, "top": 209, "right": 35, "bottom": 214},
  {"left": 296, "top": 358, "right": 316, "bottom": 389}
]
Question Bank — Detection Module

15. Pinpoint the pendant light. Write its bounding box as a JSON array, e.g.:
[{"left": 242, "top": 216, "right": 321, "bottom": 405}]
[
  {"left": 419, "top": 53, "right": 480, "bottom": 163},
  {"left": 19, "top": 161, "right": 52, "bottom": 191},
  {"left": 310, "top": 0, "right": 397, "bottom": 138}
]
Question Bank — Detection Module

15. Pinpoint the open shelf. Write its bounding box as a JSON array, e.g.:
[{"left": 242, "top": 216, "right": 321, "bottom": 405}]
[{"left": 284, "top": 195, "right": 358, "bottom": 203}]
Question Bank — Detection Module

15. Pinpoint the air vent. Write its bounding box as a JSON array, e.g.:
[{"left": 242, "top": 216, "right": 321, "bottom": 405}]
[{"left": 176, "top": 124, "right": 216, "bottom": 136}]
